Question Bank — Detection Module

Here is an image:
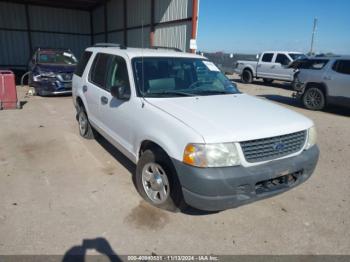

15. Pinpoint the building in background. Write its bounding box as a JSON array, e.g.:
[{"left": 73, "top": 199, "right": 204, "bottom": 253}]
[{"left": 0, "top": 0, "right": 199, "bottom": 73}]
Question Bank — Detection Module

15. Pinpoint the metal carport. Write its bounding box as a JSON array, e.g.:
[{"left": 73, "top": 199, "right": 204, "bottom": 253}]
[{"left": 0, "top": 0, "right": 199, "bottom": 72}]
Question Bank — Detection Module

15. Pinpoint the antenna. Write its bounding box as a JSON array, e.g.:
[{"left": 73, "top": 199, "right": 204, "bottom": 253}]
[
  {"left": 310, "top": 18, "right": 318, "bottom": 55},
  {"left": 141, "top": 0, "right": 145, "bottom": 101}
]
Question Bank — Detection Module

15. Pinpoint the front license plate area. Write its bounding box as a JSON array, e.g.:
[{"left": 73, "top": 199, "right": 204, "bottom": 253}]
[{"left": 255, "top": 170, "right": 303, "bottom": 195}]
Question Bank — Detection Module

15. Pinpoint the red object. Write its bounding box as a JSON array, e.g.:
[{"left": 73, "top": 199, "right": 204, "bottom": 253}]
[{"left": 0, "top": 70, "right": 18, "bottom": 110}]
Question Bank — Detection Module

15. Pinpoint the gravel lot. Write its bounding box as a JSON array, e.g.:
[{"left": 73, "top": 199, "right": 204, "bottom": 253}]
[{"left": 0, "top": 78, "right": 349, "bottom": 256}]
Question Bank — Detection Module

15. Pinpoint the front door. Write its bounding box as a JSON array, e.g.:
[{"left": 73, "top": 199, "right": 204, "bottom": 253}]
[{"left": 98, "top": 54, "right": 137, "bottom": 160}]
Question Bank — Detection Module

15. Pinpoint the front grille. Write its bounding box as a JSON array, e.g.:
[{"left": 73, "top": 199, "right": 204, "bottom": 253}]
[{"left": 240, "top": 131, "right": 307, "bottom": 163}]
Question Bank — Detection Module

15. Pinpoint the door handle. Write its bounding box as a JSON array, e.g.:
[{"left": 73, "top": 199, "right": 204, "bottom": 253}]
[
  {"left": 324, "top": 76, "right": 332, "bottom": 81},
  {"left": 271, "top": 65, "right": 276, "bottom": 69},
  {"left": 82, "top": 85, "right": 88, "bottom": 92},
  {"left": 101, "top": 96, "right": 108, "bottom": 105}
]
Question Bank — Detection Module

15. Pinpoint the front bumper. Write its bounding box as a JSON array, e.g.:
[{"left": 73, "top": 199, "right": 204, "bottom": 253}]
[
  {"left": 32, "top": 77, "right": 72, "bottom": 96},
  {"left": 172, "top": 146, "right": 319, "bottom": 211}
]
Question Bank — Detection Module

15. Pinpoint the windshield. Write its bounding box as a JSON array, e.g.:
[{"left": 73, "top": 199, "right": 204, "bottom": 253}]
[
  {"left": 38, "top": 51, "right": 78, "bottom": 65},
  {"left": 289, "top": 53, "right": 307, "bottom": 60},
  {"left": 132, "top": 57, "right": 239, "bottom": 97}
]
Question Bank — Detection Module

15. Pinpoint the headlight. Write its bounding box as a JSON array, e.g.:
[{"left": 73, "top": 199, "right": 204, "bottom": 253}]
[
  {"left": 305, "top": 126, "right": 317, "bottom": 150},
  {"left": 183, "top": 143, "right": 240, "bottom": 168}
]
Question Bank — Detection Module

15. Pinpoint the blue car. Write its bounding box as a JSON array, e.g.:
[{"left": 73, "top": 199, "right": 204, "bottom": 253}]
[{"left": 29, "top": 48, "right": 78, "bottom": 96}]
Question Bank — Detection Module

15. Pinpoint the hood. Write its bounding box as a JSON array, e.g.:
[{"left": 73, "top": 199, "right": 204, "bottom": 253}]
[
  {"left": 146, "top": 94, "right": 313, "bottom": 143},
  {"left": 36, "top": 63, "right": 76, "bottom": 73}
]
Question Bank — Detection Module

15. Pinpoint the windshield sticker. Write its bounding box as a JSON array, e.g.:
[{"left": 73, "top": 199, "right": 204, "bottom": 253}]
[{"left": 203, "top": 61, "right": 220, "bottom": 72}]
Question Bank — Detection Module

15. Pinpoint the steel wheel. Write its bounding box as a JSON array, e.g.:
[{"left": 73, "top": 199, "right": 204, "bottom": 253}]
[
  {"left": 303, "top": 87, "right": 325, "bottom": 110},
  {"left": 141, "top": 162, "right": 170, "bottom": 204}
]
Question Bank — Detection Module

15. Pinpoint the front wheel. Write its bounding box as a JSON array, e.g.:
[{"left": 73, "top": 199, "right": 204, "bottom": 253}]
[
  {"left": 302, "top": 87, "right": 326, "bottom": 110},
  {"left": 135, "top": 149, "right": 185, "bottom": 212}
]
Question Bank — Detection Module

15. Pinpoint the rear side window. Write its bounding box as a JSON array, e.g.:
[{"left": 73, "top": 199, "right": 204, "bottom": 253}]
[
  {"left": 89, "top": 53, "right": 111, "bottom": 88},
  {"left": 261, "top": 53, "right": 273, "bottom": 62},
  {"left": 75, "top": 51, "right": 92, "bottom": 77},
  {"left": 275, "top": 54, "right": 291, "bottom": 66},
  {"left": 333, "top": 60, "right": 350, "bottom": 75}
]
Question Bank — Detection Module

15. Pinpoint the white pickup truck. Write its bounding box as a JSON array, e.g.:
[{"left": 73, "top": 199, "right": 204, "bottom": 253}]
[{"left": 235, "top": 51, "right": 306, "bottom": 84}]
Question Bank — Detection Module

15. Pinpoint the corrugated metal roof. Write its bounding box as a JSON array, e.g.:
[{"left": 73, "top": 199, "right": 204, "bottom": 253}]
[
  {"left": 0, "top": 31, "right": 29, "bottom": 65},
  {"left": 127, "top": 0, "right": 151, "bottom": 27},
  {"left": 31, "top": 32, "right": 90, "bottom": 57},
  {"left": 155, "top": 0, "right": 192, "bottom": 23},
  {"left": 0, "top": 2, "right": 27, "bottom": 29},
  {"left": 29, "top": 5, "right": 90, "bottom": 33},
  {"left": 154, "top": 21, "right": 191, "bottom": 51},
  {"left": 107, "top": 0, "right": 124, "bottom": 31}
]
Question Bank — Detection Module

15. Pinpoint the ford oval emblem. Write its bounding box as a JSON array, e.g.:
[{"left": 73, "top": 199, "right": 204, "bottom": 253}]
[{"left": 273, "top": 141, "right": 285, "bottom": 151}]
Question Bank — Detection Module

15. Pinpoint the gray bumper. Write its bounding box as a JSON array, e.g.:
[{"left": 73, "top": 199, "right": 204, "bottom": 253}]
[{"left": 172, "top": 146, "right": 319, "bottom": 211}]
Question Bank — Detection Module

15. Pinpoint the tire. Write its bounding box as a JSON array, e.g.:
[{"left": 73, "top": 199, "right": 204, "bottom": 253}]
[
  {"left": 241, "top": 69, "right": 253, "bottom": 84},
  {"left": 263, "top": 78, "right": 274, "bottom": 84},
  {"left": 302, "top": 87, "right": 326, "bottom": 111},
  {"left": 77, "top": 109, "right": 95, "bottom": 139},
  {"left": 135, "top": 149, "right": 185, "bottom": 212}
]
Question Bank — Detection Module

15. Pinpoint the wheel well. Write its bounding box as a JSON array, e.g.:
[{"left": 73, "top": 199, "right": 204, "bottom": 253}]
[
  {"left": 305, "top": 82, "right": 328, "bottom": 96},
  {"left": 139, "top": 140, "right": 168, "bottom": 158},
  {"left": 243, "top": 68, "right": 253, "bottom": 75},
  {"left": 76, "top": 97, "right": 84, "bottom": 110}
]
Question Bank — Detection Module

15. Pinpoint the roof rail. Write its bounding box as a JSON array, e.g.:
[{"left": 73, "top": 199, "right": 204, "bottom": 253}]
[
  {"left": 151, "top": 46, "right": 182, "bottom": 52},
  {"left": 94, "top": 43, "right": 127, "bottom": 49}
]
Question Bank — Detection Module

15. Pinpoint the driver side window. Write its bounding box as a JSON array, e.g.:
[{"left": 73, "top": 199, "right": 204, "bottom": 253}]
[
  {"left": 106, "top": 56, "right": 131, "bottom": 94},
  {"left": 275, "top": 54, "right": 291, "bottom": 66}
]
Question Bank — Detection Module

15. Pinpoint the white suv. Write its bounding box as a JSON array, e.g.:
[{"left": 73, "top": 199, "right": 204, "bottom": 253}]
[{"left": 72, "top": 44, "right": 319, "bottom": 211}]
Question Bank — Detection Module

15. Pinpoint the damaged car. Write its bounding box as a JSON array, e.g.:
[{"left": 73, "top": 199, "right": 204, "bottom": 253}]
[{"left": 29, "top": 48, "right": 77, "bottom": 96}]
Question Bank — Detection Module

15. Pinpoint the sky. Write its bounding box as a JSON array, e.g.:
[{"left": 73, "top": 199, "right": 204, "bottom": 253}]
[{"left": 197, "top": 0, "right": 350, "bottom": 55}]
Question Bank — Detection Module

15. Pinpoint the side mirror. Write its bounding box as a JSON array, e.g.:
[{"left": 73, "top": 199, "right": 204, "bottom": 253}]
[{"left": 111, "top": 85, "right": 130, "bottom": 100}]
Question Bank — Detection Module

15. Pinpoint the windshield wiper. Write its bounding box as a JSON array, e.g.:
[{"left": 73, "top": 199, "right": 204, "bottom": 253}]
[
  {"left": 146, "top": 91, "right": 194, "bottom": 97},
  {"left": 193, "top": 90, "right": 234, "bottom": 95}
]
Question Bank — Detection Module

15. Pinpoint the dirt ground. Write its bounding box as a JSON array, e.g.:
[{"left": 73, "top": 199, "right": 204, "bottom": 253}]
[{"left": 0, "top": 77, "right": 349, "bottom": 256}]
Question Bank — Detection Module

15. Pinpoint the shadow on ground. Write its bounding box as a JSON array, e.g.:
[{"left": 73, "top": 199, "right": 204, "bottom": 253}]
[
  {"left": 62, "top": 237, "right": 121, "bottom": 262},
  {"left": 94, "top": 136, "right": 220, "bottom": 216},
  {"left": 258, "top": 94, "right": 350, "bottom": 117}
]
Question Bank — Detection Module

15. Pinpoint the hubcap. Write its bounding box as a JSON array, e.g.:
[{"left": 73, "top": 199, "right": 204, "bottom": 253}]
[
  {"left": 305, "top": 89, "right": 322, "bottom": 108},
  {"left": 142, "top": 163, "right": 170, "bottom": 204},
  {"left": 79, "top": 112, "right": 88, "bottom": 135}
]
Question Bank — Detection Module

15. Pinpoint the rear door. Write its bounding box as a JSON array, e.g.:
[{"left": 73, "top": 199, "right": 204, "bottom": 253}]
[
  {"left": 256, "top": 53, "right": 274, "bottom": 78},
  {"left": 327, "top": 60, "right": 350, "bottom": 99},
  {"left": 85, "top": 53, "right": 111, "bottom": 127},
  {"left": 272, "top": 53, "right": 295, "bottom": 81}
]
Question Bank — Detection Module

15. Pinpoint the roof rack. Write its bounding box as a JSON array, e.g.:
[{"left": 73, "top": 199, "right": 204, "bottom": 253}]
[
  {"left": 151, "top": 46, "right": 182, "bottom": 52},
  {"left": 94, "top": 43, "right": 127, "bottom": 49}
]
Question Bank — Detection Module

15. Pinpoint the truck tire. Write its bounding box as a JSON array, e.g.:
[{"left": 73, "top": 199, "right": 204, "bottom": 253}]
[
  {"left": 135, "top": 149, "right": 186, "bottom": 212},
  {"left": 302, "top": 87, "right": 326, "bottom": 111},
  {"left": 241, "top": 69, "right": 253, "bottom": 84},
  {"left": 263, "top": 78, "right": 274, "bottom": 84}
]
